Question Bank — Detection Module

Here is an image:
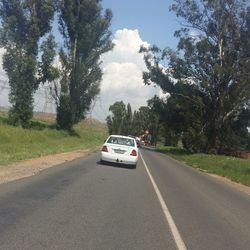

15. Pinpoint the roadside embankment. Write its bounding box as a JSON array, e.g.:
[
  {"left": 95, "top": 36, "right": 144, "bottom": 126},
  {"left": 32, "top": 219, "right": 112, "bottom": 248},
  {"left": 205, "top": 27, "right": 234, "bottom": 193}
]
[
  {"left": 0, "top": 111, "right": 107, "bottom": 165},
  {"left": 157, "top": 146, "right": 250, "bottom": 187},
  {"left": 0, "top": 149, "right": 93, "bottom": 184}
]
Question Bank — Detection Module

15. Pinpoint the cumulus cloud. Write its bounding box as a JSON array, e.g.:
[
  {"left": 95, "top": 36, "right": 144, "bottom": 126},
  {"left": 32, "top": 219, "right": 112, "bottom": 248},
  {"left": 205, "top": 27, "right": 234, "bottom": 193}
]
[
  {"left": 92, "top": 29, "right": 160, "bottom": 121},
  {"left": 101, "top": 29, "right": 149, "bottom": 70}
]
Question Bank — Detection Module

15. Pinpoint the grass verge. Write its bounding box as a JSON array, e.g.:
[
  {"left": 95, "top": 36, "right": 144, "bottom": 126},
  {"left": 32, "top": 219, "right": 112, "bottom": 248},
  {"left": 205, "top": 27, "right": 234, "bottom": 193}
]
[
  {"left": 0, "top": 112, "right": 108, "bottom": 165},
  {"left": 157, "top": 146, "right": 250, "bottom": 187}
]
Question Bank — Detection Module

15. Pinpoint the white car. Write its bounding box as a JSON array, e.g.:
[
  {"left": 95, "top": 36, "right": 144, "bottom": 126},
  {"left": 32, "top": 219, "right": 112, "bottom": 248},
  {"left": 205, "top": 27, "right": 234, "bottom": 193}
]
[{"left": 101, "top": 135, "right": 138, "bottom": 168}]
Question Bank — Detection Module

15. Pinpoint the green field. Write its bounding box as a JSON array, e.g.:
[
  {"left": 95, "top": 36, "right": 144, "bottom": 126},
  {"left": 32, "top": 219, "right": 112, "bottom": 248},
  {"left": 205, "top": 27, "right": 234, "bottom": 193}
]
[
  {"left": 0, "top": 111, "right": 108, "bottom": 165},
  {"left": 157, "top": 146, "right": 250, "bottom": 186}
]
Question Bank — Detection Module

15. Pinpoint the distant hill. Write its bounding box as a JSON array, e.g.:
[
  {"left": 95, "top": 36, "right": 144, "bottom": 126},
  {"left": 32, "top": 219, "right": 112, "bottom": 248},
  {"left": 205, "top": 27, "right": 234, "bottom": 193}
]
[{"left": 0, "top": 107, "right": 106, "bottom": 127}]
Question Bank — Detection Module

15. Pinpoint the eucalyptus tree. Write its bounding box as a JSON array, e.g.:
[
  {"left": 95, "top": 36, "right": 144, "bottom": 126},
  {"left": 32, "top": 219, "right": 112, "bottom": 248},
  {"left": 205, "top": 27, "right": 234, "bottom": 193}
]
[
  {"left": 57, "top": 0, "right": 113, "bottom": 130},
  {"left": 147, "top": 96, "right": 183, "bottom": 147},
  {"left": 0, "top": 0, "right": 55, "bottom": 127},
  {"left": 141, "top": 0, "right": 250, "bottom": 153}
]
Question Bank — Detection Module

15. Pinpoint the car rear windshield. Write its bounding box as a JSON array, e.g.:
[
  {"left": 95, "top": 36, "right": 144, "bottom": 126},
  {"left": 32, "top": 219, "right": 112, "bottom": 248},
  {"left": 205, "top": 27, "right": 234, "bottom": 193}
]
[{"left": 107, "top": 136, "right": 135, "bottom": 147}]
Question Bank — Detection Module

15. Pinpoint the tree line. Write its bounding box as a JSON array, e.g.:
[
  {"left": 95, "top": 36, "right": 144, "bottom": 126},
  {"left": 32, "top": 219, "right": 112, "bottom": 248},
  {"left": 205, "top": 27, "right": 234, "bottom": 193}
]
[
  {"left": 141, "top": 0, "right": 250, "bottom": 155},
  {"left": 1, "top": 0, "right": 249, "bottom": 155},
  {"left": 107, "top": 0, "right": 250, "bottom": 155},
  {"left": 0, "top": 0, "right": 112, "bottom": 130},
  {"left": 106, "top": 101, "right": 159, "bottom": 145}
]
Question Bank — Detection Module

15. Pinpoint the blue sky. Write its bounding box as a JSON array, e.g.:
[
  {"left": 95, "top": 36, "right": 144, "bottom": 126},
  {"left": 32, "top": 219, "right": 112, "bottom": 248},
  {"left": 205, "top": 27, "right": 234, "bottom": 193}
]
[{"left": 102, "top": 0, "right": 180, "bottom": 49}]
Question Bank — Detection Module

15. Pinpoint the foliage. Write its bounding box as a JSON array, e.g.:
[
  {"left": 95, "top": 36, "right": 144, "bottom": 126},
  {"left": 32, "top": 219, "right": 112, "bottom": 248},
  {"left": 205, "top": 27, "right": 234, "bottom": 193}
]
[
  {"left": 106, "top": 101, "right": 160, "bottom": 144},
  {"left": 106, "top": 101, "right": 127, "bottom": 135},
  {"left": 135, "top": 106, "right": 160, "bottom": 145},
  {"left": 39, "top": 33, "right": 60, "bottom": 84},
  {"left": 121, "top": 103, "right": 133, "bottom": 135},
  {"left": 0, "top": 0, "right": 55, "bottom": 127},
  {"left": 57, "top": 0, "right": 113, "bottom": 130},
  {"left": 148, "top": 95, "right": 183, "bottom": 146},
  {"left": 141, "top": 0, "right": 250, "bottom": 154}
]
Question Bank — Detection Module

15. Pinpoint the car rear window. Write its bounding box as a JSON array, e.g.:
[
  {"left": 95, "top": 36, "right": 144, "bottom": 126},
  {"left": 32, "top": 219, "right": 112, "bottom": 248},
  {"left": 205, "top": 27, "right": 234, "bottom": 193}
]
[{"left": 107, "top": 136, "right": 135, "bottom": 147}]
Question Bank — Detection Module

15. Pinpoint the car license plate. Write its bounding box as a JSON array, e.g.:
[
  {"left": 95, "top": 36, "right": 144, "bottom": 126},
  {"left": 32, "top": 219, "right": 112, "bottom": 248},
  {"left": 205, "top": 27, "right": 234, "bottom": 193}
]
[{"left": 114, "top": 149, "right": 126, "bottom": 154}]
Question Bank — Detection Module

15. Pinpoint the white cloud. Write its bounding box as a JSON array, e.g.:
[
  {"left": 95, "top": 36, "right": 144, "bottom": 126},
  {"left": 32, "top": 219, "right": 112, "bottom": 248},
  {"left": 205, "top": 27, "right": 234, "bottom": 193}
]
[
  {"left": 101, "top": 62, "right": 143, "bottom": 91},
  {"left": 101, "top": 29, "right": 149, "bottom": 70},
  {"left": 0, "top": 48, "right": 10, "bottom": 108},
  {"left": 92, "top": 29, "right": 160, "bottom": 121}
]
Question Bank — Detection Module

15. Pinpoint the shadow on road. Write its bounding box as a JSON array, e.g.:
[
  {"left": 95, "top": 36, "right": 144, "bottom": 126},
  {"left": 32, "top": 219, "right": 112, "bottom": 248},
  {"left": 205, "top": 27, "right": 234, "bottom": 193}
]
[{"left": 96, "top": 160, "right": 136, "bottom": 170}]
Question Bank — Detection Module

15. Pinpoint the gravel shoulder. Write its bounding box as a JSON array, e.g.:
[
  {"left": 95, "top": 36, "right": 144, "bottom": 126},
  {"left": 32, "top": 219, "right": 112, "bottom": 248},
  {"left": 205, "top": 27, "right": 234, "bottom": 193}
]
[
  {"left": 0, "top": 149, "right": 94, "bottom": 184},
  {"left": 207, "top": 172, "right": 250, "bottom": 196}
]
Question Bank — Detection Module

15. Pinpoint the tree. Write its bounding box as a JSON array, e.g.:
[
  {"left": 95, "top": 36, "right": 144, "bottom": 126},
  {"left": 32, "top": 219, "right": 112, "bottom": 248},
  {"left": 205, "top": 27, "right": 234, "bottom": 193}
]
[
  {"left": 106, "top": 101, "right": 160, "bottom": 145},
  {"left": 57, "top": 0, "right": 113, "bottom": 130},
  {"left": 148, "top": 96, "right": 183, "bottom": 147},
  {"left": 141, "top": 0, "right": 250, "bottom": 153},
  {"left": 106, "top": 101, "right": 126, "bottom": 135},
  {"left": 131, "top": 110, "right": 142, "bottom": 136},
  {"left": 131, "top": 105, "right": 160, "bottom": 145},
  {"left": 121, "top": 103, "right": 133, "bottom": 135},
  {"left": 0, "top": 0, "right": 55, "bottom": 127}
]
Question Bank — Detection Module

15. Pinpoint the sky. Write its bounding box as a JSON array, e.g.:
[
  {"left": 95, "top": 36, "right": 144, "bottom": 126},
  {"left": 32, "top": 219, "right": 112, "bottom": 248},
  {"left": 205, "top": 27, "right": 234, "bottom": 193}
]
[
  {"left": 92, "top": 0, "right": 181, "bottom": 120},
  {"left": 0, "top": 0, "right": 181, "bottom": 121}
]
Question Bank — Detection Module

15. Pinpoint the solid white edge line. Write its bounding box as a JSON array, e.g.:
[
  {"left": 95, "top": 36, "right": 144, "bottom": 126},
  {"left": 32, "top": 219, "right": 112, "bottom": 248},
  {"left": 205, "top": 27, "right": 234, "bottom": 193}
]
[{"left": 140, "top": 152, "right": 187, "bottom": 250}]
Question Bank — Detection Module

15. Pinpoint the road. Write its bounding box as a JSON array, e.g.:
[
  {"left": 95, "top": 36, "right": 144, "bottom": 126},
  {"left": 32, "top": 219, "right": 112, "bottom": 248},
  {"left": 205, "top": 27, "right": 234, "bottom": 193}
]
[{"left": 0, "top": 148, "right": 249, "bottom": 249}]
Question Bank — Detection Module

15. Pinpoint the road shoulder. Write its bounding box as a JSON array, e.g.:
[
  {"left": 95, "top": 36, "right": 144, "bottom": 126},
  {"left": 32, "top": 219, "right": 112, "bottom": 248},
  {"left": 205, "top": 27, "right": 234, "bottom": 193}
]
[
  {"left": 0, "top": 149, "right": 94, "bottom": 184},
  {"left": 206, "top": 172, "right": 250, "bottom": 196},
  {"left": 170, "top": 153, "right": 250, "bottom": 196}
]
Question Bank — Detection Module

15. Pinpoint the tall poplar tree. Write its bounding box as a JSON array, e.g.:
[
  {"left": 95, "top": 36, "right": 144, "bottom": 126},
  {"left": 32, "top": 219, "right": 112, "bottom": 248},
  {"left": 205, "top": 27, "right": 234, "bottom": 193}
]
[
  {"left": 0, "top": 0, "right": 55, "bottom": 127},
  {"left": 57, "top": 0, "right": 113, "bottom": 130}
]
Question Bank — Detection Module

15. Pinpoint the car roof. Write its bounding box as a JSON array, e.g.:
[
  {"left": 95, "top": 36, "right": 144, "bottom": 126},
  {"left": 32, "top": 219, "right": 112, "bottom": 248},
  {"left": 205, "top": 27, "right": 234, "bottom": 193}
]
[{"left": 108, "top": 135, "right": 136, "bottom": 140}]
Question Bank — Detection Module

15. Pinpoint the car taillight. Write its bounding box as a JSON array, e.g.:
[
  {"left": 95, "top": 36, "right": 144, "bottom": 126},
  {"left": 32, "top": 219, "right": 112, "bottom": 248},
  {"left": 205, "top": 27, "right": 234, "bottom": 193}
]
[
  {"left": 102, "top": 145, "right": 108, "bottom": 152},
  {"left": 130, "top": 149, "right": 137, "bottom": 156}
]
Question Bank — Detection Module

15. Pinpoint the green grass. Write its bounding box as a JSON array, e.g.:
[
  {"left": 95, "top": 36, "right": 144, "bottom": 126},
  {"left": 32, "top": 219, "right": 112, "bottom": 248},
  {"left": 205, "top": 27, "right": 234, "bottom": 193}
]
[
  {"left": 157, "top": 146, "right": 250, "bottom": 186},
  {"left": 0, "top": 112, "right": 108, "bottom": 165}
]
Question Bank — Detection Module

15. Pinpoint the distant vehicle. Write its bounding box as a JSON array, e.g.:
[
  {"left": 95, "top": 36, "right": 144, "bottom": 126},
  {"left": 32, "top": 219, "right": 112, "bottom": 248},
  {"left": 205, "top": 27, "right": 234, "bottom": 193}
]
[
  {"left": 128, "top": 135, "right": 141, "bottom": 147},
  {"left": 101, "top": 135, "right": 138, "bottom": 168}
]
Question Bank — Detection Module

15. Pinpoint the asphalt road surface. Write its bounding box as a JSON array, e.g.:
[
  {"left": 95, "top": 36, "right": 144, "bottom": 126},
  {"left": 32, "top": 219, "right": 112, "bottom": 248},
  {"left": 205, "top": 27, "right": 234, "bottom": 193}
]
[{"left": 0, "top": 148, "right": 249, "bottom": 250}]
